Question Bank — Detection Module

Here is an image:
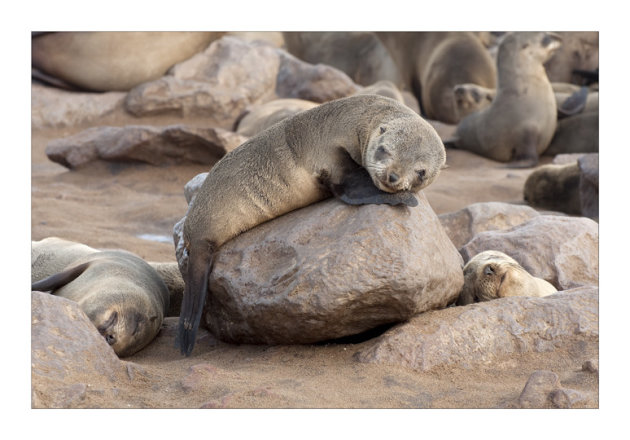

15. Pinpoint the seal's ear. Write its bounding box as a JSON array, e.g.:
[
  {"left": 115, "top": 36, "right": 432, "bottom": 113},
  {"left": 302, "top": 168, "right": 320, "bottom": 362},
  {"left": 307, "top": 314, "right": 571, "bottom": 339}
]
[
  {"left": 541, "top": 32, "right": 562, "bottom": 50},
  {"left": 31, "top": 262, "right": 91, "bottom": 292}
]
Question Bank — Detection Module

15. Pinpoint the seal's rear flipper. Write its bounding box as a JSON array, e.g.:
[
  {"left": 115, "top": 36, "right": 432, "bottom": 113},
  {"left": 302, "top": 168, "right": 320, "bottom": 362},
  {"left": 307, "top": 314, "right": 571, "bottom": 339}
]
[
  {"left": 176, "top": 243, "right": 214, "bottom": 356},
  {"left": 331, "top": 167, "right": 418, "bottom": 207},
  {"left": 31, "top": 262, "right": 91, "bottom": 292},
  {"left": 558, "top": 86, "right": 589, "bottom": 117}
]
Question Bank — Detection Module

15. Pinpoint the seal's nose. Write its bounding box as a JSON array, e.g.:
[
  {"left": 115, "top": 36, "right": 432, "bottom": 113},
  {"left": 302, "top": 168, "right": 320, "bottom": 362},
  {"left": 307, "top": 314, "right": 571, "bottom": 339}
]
[{"left": 388, "top": 172, "right": 399, "bottom": 183}]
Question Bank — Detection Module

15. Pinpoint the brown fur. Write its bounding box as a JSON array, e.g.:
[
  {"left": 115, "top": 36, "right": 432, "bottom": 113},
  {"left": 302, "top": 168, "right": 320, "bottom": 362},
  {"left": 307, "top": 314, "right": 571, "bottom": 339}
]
[
  {"left": 177, "top": 95, "right": 446, "bottom": 355},
  {"left": 544, "top": 32, "right": 599, "bottom": 84},
  {"left": 453, "top": 32, "right": 561, "bottom": 167},
  {"left": 31, "top": 237, "right": 170, "bottom": 357},
  {"left": 458, "top": 250, "right": 556, "bottom": 305},
  {"left": 523, "top": 162, "right": 582, "bottom": 215},
  {"left": 31, "top": 32, "right": 222, "bottom": 92}
]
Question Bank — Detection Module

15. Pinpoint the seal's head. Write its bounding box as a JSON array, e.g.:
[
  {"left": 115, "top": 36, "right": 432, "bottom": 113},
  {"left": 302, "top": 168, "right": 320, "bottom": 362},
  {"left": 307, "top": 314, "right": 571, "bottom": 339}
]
[
  {"left": 453, "top": 83, "right": 495, "bottom": 119},
  {"left": 364, "top": 117, "right": 446, "bottom": 194},
  {"left": 459, "top": 250, "right": 525, "bottom": 305},
  {"left": 499, "top": 31, "right": 562, "bottom": 66},
  {"left": 84, "top": 293, "right": 161, "bottom": 357}
]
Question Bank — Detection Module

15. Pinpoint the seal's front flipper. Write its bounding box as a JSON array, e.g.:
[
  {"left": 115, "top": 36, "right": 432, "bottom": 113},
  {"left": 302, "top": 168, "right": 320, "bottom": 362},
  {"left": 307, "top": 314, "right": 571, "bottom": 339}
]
[
  {"left": 331, "top": 166, "right": 418, "bottom": 207},
  {"left": 176, "top": 242, "right": 214, "bottom": 356},
  {"left": 31, "top": 262, "right": 91, "bottom": 292},
  {"left": 558, "top": 86, "right": 589, "bottom": 117}
]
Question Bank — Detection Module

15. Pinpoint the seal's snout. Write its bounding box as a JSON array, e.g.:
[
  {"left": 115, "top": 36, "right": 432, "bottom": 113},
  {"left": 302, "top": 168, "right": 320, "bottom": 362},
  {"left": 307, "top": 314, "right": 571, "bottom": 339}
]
[
  {"left": 105, "top": 334, "right": 116, "bottom": 345},
  {"left": 388, "top": 172, "right": 399, "bottom": 183}
]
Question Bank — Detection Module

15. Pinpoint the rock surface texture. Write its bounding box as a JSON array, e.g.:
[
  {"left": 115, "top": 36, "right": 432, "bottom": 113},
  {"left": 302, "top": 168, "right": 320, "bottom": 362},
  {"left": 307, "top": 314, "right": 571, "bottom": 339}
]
[
  {"left": 31, "top": 291, "right": 131, "bottom": 408},
  {"left": 175, "top": 192, "right": 464, "bottom": 344},
  {"left": 355, "top": 286, "right": 598, "bottom": 372},
  {"left": 124, "top": 36, "right": 358, "bottom": 126},
  {"left": 438, "top": 201, "right": 540, "bottom": 249}
]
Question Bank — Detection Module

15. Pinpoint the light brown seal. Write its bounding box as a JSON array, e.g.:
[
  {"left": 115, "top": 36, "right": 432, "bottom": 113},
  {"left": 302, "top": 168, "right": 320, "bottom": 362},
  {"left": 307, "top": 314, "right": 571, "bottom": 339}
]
[
  {"left": 544, "top": 32, "right": 598, "bottom": 84},
  {"left": 451, "top": 32, "right": 562, "bottom": 167},
  {"left": 452, "top": 83, "right": 496, "bottom": 120},
  {"left": 177, "top": 94, "right": 446, "bottom": 355},
  {"left": 31, "top": 239, "right": 170, "bottom": 357},
  {"left": 31, "top": 32, "right": 222, "bottom": 92},
  {"left": 458, "top": 250, "right": 557, "bottom": 305}
]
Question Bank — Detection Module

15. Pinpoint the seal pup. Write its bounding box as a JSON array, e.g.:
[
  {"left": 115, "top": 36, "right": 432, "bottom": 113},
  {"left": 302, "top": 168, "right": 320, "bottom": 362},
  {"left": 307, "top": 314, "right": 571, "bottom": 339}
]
[
  {"left": 177, "top": 94, "right": 446, "bottom": 355},
  {"left": 31, "top": 247, "right": 170, "bottom": 357},
  {"left": 451, "top": 32, "right": 562, "bottom": 167},
  {"left": 452, "top": 83, "right": 496, "bottom": 120},
  {"left": 458, "top": 250, "right": 557, "bottom": 305},
  {"left": 544, "top": 111, "right": 599, "bottom": 156}
]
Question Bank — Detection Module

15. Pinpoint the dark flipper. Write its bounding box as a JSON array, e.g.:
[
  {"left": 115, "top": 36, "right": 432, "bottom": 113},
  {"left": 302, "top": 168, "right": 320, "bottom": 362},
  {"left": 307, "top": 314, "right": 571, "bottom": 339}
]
[
  {"left": 176, "top": 243, "right": 214, "bottom": 356},
  {"left": 331, "top": 166, "right": 418, "bottom": 207},
  {"left": 31, "top": 262, "right": 91, "bottom": 292},
  {"left": 558, "top": 86, "right": 589, "bottom": 117}
]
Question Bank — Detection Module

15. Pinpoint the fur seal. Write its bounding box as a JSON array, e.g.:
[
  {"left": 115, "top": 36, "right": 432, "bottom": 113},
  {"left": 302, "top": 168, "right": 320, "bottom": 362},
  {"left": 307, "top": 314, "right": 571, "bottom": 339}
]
[
  {"left": 31, "top": 32, "right": 222, "bottom": 92},
  {"left": 544, "top": 32, "right": 598, "bottom": 84},
  {"left": 31, "top": 239, "right": 170, "bottom": 357},
  {"left": 376, "top": 32, "right": 497, "bottom": 123},
  {"left": 458, "top": 250, "right": 557, "bottom": 305},
  {"left": 453, "top": 82, "right": 598, "bottom": 120},
  {"left": 177, "top": 94, "right": 446, "bottom": 355},
  {"left": 452, "top": 83, "right": 496, "bottom": 120},
  {"left": 282, "top": 32, "right": 403, "bottom": 88},
  {"left": 523, "top": 161, "right": 582, "bottom": 215},
  {"left": 451, "top": 32, "right": 562, "bottom": 167},
  {"left": 544, "top": 111, "right": 599, "bottom": 156}
]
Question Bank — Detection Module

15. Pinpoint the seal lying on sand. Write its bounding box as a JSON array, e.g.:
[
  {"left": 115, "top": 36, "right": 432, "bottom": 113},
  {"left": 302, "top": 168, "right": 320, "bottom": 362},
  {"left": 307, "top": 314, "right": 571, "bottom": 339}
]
[
  {"left": 177, "top": 94, "right": 446, "bottom": 355},
  {"left": 31, "top": 238, "right": 170, "bottom": 357},
  {"left": 458, "top": 250, "right": 557, "bottom": 305}
]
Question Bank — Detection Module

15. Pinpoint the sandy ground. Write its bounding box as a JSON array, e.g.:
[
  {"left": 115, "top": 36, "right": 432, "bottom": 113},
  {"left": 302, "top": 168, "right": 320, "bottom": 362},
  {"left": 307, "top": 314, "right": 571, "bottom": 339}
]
[{"left": 30, "top": 104, "right": 601, "bottom": 414}]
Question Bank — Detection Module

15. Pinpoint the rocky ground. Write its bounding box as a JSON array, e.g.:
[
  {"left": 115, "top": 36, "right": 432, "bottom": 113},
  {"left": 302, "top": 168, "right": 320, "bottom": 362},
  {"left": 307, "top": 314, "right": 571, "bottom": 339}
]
[
  {"left": 24, "top": 36, "right": 610, "bottom": 429},
  {"left": 30, "top": 89, "right": 600, "bottom": 411}
]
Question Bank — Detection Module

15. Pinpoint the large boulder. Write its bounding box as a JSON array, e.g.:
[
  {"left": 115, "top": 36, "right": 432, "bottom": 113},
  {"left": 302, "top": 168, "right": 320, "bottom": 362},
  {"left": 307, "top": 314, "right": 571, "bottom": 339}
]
[
  {"left": 355, "top": 286, "right": 598, "bottom": 372},
  {"left": 125, "top": 36, "right": 358, "bottom": 126},
  {"left": 31, "top": 291, "right": 131, "bottom": 408},
  {"left": 174, "top": 193, "right": 464, "bottom": 344},
  {"left": 438, "top": 202, "right": 540, "bottom": 249},
  {"left": 45, "top": 125, "right": 247, "bottom": 168},
  {"left": 460, "top": 215, "right": 598, "bottom": 290}
]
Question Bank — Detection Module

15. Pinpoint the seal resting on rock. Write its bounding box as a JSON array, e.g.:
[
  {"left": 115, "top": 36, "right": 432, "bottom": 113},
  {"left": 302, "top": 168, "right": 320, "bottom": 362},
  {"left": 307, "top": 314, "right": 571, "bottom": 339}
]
[
  {"left": 177, "top": 94, "right": 446, "bottom": 355},
  {"left": 31, "top": 240, "right": 170, "bottom": 357},
  {"left": 450, "top": 32, "right": 562, "bottom": 167},
  {"left": 458, "top": 250, "right": 557, "bottom": 305}
]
